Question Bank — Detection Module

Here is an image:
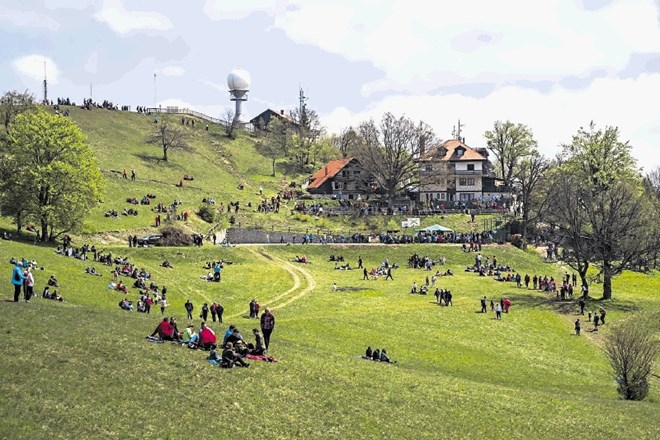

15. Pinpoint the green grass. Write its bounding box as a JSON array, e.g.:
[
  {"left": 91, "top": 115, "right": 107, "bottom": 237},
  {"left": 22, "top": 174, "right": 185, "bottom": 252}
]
[{"left": 0, "top": 239, "right": 658, "bottom": 439}]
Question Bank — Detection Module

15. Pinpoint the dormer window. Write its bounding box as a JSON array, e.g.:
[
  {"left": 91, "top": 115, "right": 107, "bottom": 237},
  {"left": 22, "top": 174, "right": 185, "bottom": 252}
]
[
  {"left": 455, "top": 147, "right": 465, "bottom": 157},
  {"left": 435, "top": 147, "right": 447, "bottom": 157}
]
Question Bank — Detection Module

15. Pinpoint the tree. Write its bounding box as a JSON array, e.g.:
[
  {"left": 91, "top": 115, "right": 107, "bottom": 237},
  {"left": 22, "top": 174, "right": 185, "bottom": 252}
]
[
  {"left": 290, "top": 105, "right": 322, "bottom": 170},
  {"left": 146, "top": 120, "right": 189, "bottom": 161},
  {"left": 255, "top": 117, "right": 289, "bottom": 176},
  {"left": 0, "top": 90, "right": 36, "bottom": 135},
  {"left": 646, "top": 166, "right": 660, "bottom": 200},
  {"left": 0, "top": 107, "right": 104, "bottom": 241},
  {"left": 547, "top": 123, "right": 655, "bottom": 299},
  {"left": 222, "top": 109, "right": 237, "bottom": 139},
  {"left": 332, "top": 127, "right": 360, "bottom": 158},
  {"left": 604, "top": 316, "right": 658, "bottom": 401},
  {"left": 484, "top": 121, "right": 536, "bottom": 185},
  {"left": 355, "top": 113, "right": 435, "bottom": 207},
  {"left": 515, "top": 151, "right": 550, "bottom": 248}
]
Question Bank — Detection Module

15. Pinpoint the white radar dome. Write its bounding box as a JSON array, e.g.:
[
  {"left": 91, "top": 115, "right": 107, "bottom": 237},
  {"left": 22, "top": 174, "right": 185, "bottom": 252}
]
[{"left": 227, "top": 68, "right": 251, "bottom": 91}]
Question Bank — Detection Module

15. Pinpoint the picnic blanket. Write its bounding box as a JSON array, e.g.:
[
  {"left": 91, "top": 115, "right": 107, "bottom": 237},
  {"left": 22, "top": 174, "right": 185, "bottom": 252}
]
[{"left": 246, "top": 354, "right": 278, "bottom": 362}]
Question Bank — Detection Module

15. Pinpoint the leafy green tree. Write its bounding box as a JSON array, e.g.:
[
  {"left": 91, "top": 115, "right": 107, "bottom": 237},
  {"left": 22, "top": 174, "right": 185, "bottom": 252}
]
[
  {"left": 1, "top": 107, "right": 104, "bottom": 241},
  {"left": 484, "top": 121, "right": 536, "bottom": 185},
  {"left": 547, "top": 123, "right": 655, "bottom": 299},
  {"left": 146, "top": 120, "right": 189, "bottom": 161},
  {"left": 290, "top": 105, "right": 323, "bottom": 170}
]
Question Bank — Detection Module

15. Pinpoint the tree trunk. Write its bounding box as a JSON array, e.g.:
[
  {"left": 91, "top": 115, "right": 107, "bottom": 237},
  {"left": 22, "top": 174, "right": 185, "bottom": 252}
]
[
  {"left": 579, "top": 262, "right": 589, "bottom": 297},
  {"left": 271, "top": 157, "right": 276, "bottom": 177},
  {"left": 603, "top": 259, "right": 613, "bottom": 300},
  {"left": 521, "top": 208, "right": 529, "bottom": 249},
  {"left": 163, "top": 147, "right": 168, "bottom": 161},
  {"left": 40, "top": 218, "right": 48, "bottom": 242}
]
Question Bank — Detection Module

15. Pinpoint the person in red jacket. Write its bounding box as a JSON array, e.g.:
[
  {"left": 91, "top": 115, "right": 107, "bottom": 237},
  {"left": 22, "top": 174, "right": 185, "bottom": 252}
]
[
  {"left": 150, "top": 317, "right": 175, "bottom": 340},
  {"left": 198, "top": 322, "right": 217, "bottom": 350}
]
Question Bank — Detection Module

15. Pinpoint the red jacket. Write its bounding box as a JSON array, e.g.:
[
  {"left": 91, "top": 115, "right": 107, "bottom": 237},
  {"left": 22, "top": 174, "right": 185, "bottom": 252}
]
[
  {"left": 157, "top": 321, "right": 174, "bottom": 338},
  {"left": 199, "top": 327, "right": 216, "bottom": 345}
]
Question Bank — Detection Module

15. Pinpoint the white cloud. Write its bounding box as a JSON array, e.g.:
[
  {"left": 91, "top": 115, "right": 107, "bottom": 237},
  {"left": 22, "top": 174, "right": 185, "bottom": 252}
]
[
  {"left": 203, "top": 0, "right": 282, "bottom": 20},
  {"left": 199, "top": 79, "right": 226, "bottom": 93},
  {"left": 160, "top": 66, "right": 185, "bottom": 77},
  {"left": 320, "top": 73, "right": 660, "bottom": 171},
  {"left": 85, "top": 52, "right": 99, "bottom": 74},
  {"left": 0, "top": 4, "right": 60, "bottom": 30},
  {"left": 94, "top": 0, "right": 172, "bottom": 35},
  {"left": 12, "top": 55, "right": 60, "bottom": 85},
  {"left": 234, "top": 0, "right": 660, "bottom": 93}
]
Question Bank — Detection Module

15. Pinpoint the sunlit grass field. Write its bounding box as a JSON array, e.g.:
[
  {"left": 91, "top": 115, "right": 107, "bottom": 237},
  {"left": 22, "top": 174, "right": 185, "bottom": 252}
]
[{"left": 0, "top": 239, "right": 657, "bottom": 439}]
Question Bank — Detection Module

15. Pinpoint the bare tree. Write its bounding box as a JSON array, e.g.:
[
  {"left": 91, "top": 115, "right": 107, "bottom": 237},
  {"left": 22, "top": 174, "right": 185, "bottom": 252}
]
[
  {"left": 333, "top": 127, "right": 360, "bottom": 158},
  {"left": 516, "top": 151, "right": 550, "bottom": 248},
  {"left": 484, "top": 121, "right": 536, "bottom": 185},
  {"left": 254, "top": 117, "right": 289, "bottom": 176},
  {"left": 146, "top": 120, "right": 189, "bottom": 161},
  {"left": 356, "top": 113, "right": 435, "bottom": 207},
  {"left": 604, "top": 316, "right": 658, "bottom": 401},
  {"left": 222, "top": 109, "right": 237, "bottom": 139},
  {"left": 0, "top": 90, "right": 36, "bottom": 135},
  {"left": 647, "top": 166, "right": 660, "bottom": 200}
]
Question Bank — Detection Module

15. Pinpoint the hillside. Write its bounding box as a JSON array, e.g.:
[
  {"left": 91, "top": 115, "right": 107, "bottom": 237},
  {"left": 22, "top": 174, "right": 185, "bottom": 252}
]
[
  {"left": 0, "top": 239, "right": 658, "bottom": 439},
  {"left": 0, "top": 106, "right": 501, "bottom": 242}
]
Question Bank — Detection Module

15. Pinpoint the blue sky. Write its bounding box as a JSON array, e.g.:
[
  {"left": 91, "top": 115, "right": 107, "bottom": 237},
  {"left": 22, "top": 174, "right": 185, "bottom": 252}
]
[{"left": 2, "top": 0, "right": 659, "bottom": 169}]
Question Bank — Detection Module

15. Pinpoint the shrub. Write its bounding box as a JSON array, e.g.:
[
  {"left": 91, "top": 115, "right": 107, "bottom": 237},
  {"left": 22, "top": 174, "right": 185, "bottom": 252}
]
[
  {"left": 604, "top": 316, "right": 658, "bottom": 401},
  {"left": 511, "top": 234, "right": 523, "bottom": 249},
  {"left": 197, "top": 205, "right": 216, "bottom": 223},
  {"left": 159, "top": 226, "right": 193, "bottom": 246}
]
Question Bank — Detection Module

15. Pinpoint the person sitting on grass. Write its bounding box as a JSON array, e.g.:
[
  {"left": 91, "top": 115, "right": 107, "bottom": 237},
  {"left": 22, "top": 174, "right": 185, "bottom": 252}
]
[
  {"left": 379, "top": 349, "right": 396, "bottom": 363},
  {"left": 183, "top": 323, "right": 199, "bottom": 347},
  {"left": 372, "top": 348, "right": 381, "bottom": 361},
  {"left": 221, "top": 342, "right": 250, "bottom": 368},
  {"left": 161, "top": 260, "right": 174, "bottom": 269},
  {"left": 48, "top": 274, "right": 60, "bottom": 287},
  {"left": 49, "top": 290, "right": 64, "bottom": 302},
  {"left": 198, "top": 321, "right": 217, "bottom": 350},
  {"left": 149, "top": 317, "right": 175, "bottom": 341},
  {"left": 364, "top": 346, "right": 373, "bottom": 359},
  {"left": 251, "top": 328, "right": 266, "bottom": 355},
  {"left": 225, "top": 327, "right": 245, "bottom": 347}
]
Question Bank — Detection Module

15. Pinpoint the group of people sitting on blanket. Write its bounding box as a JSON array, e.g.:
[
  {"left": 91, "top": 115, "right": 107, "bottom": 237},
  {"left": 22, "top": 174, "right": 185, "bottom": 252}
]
[
  {"left": 363, "top": 346, "right": 396, "bottom": 363},
  {"left": 147, "top": 319, "right": 271, "bottom": 368},
  {"left": 328, "top": 255, "right": 344, "bottom": 262},
  {"left": 408, "top": 253, "right": 446, "bottom": 270},
  {"left": 334, "top": 261, "right": 352, "bottom": 270},
  {"left": 292, "top": 255, "right": 310, "bottom": 264}
]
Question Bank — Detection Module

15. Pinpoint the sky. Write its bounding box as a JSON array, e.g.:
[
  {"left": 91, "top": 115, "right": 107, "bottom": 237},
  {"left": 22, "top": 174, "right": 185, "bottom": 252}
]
[{"left": 1, "top": 0, "right": 659, "bottom": 170}]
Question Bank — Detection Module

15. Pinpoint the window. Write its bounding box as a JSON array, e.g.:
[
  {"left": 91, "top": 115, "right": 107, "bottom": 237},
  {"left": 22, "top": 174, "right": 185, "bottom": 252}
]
[
  {"left": 467, "top": 164, "right": 474, "bottom": 171},
  {"left": 424, "top": 164, "right": 433, "bottom": 172},
  {"left": 460, "top": 193, "right": 474, "bottom": 201},
  {"left": 459, "top": 178, "right": 467, "bottom": 186},
  {"left": 467, "top": 178, "right": 475, "bottom": 186},
  {"left": 440, "top": 193, "right": 446, "bottom": 200}
]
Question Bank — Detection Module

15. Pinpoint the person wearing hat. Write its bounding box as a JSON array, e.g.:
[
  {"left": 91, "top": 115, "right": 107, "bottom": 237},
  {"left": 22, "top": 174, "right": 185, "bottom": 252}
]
[{"left": 11, "top": 262, "right": 25, "bottom": 302}]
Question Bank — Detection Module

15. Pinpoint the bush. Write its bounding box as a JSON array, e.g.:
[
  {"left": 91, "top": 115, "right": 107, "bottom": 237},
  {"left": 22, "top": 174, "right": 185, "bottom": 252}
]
[
  {"left": 604, "top": 316, "right": 658, "bottom": 401},
  {"left": 510, "top": 234, "right": 523, "bottom": 249},
  {"left": 197, "top": 205, "right": 216, "bottom": 223},
  {"left": 158, "top": 226, "right": 193, "bottom": 246}
]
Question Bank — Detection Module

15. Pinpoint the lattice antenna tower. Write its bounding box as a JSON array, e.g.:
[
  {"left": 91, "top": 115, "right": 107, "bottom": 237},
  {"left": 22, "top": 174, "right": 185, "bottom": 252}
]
[{"left": 43, "top": 59, "right": 48, "bottom": 104}]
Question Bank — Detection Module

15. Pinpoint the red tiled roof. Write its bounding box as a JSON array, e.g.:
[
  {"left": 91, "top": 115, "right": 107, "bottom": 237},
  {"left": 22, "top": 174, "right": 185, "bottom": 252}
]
[
  {"left": 308, "top": 158, "right": 354, "bottom": 189},
  {"left": 421, "top": 139, "right": 488, "bottom": 161}
]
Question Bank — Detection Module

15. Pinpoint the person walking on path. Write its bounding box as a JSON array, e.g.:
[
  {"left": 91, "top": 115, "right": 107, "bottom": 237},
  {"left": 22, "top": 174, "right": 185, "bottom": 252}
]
[
  {"left": 185, "top": 300, "right": 194, "bottom": 320},
  {"left": 385, "top": 267, "right": 393, "bottom": 281},
  {"left": 260, "top": 308, "right": 275, "bottom": 349},
  {"left": 11, "top": 263, "right": 25, "bottom": 302},
  {"left": 574, "top": 319, "right": 581, "bottom": 336}
]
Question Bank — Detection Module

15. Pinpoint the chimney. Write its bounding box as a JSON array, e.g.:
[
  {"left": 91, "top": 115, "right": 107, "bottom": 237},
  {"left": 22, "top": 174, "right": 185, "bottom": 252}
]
[
  {"left": 324, "top": 166, "right": 328, "bottom": 176},
  {"left": 280, "top": 109, "right": 284, "bottom": 115}
]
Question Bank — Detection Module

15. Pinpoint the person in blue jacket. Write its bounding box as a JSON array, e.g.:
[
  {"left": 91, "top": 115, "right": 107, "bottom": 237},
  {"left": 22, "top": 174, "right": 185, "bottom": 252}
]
[{"left": 11, "top": 263, "right": 25, "bottom": 302}]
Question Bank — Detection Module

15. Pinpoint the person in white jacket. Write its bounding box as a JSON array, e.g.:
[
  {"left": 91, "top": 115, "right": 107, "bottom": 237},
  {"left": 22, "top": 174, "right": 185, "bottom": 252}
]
[{"left": 25, "top": 267, "right": 35, "bottom": 302}]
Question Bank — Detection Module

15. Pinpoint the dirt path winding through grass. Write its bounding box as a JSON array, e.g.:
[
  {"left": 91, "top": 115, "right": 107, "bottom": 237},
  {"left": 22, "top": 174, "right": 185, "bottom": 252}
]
[{"left": 225, "top": 248, "right": 313, "bottom": 319}]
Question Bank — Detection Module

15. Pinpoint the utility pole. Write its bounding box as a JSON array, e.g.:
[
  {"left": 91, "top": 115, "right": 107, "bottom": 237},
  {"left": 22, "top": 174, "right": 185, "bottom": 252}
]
[
  {"left": 90, "top": 83, "right": 93, "bottom": 100},
  {"left": 154, "top": 73, "right": 157, "bottom": 108}
]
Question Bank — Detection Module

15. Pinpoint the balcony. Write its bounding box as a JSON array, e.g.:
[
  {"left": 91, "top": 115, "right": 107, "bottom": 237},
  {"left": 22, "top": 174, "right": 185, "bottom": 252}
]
[{"left": 452, "top": 169, "right": 485, "bottom": 176}]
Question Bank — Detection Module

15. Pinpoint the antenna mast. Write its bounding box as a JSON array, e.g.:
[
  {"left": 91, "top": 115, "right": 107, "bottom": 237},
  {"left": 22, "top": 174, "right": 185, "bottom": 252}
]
[
  {"left": 298, "top": 86, "right": 307, "bottom": 116},
  {"left": 43, "top": 59, "right": 48, "bottom": 105}
]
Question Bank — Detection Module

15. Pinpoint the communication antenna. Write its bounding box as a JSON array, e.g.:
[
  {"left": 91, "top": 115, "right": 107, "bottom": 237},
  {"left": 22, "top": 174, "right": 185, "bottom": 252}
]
[
  {"left": 298, "top": 86, "right": 308, "bottom": 116},
  {"left": 43, "top": 59, "right": 48, "bottom": 104}
]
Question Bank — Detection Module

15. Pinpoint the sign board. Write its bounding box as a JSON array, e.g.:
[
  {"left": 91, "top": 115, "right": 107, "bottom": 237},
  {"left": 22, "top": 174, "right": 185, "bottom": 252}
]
[{"left": 407, "top": 218, "right": 420, "bottom": 227}]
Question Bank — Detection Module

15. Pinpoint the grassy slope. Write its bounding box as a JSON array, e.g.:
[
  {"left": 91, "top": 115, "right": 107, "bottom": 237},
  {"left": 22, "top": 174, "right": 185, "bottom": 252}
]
[
  {"left": 0, "top": 106, "right": 499, "bottom": 241},
  {"left": 0, "top": 239, "right": 658, "bottom": 439}
]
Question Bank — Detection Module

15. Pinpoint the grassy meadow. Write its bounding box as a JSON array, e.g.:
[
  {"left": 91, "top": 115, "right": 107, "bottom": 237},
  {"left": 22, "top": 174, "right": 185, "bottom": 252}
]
[{"left": 0, "top": 239, "right": 658, "bottom": 439}]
